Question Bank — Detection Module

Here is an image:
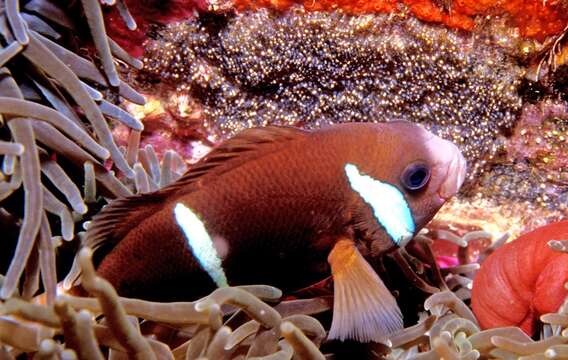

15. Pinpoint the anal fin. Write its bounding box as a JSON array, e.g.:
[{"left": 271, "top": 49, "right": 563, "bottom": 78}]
[{"left": 328, "top": 239, "right": 403, "bottom": 343}]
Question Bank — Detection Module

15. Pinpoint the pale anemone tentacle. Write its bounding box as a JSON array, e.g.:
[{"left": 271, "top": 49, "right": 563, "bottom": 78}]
[
  {"left": 22, "top": 32, "right": 133, "bottom": 177},
  {"left": 160, "top": 150, "right": 176, "bottom": 187},
  {"left": 0, "top": 98, "right": 110, "bottom": 160},
  {"left": 133, "top": 163, "right": 151, "bottom": 194},
  {"left": 42, "top": 185, "right": 74, "bottom": 241},
  {"left": 2, "top": 152, "right": 16, "bottom": 175},
  {"left": 30, "top": 122, "right": 107, "bottom": 202},
  {"left": 53, "top": 300, "right": 105, "bottom": 360},
  {"left": 1, "top": 116, "right": 43, "bottom": 299},
  {"left": 126, "top": 129, "right": 141, "bottom": 166},
  {"left": 0, "top": 0, "right": 145, "bottom": 303},
  {"left": 225, "top": 320, "right": 261, "bottom": 350},
  {"left": 0, "top": 159, "right": 21, "bottom": 202},
  {"left": 281, "top": 321, "right": 325, "bottom": 360},
  {"left": 23, "top": 0, "right": 74, "bottom": 29},
  {"left": 31, "top": 78, "right": 86, "bottom": 128},
  {"left": 79, "top": 0, "right": 120, "bottom": 87},
  {"left": 6, "top": 0, "right": 30, "bottom": 44},
  {"left": 114, "top": 0, "right": 137, "bottom": 31},
  {"left": 22, "top": 237, "right": 40, "bottom": 299},
  {"left": 78, "top": 248, "right": 157, "bottom": 360},
  {"left": 95, "top": 166, "right": 133, "bottom": 198},
  {"left": 139, "top": 144, "right": 161, "bottom": 184},
  {"left": 2, "top": 247, "right": 325, "bottom": 358},
  {"left": 99, "top": 100, "right": 143, "bottom": 131},
  {"left": 35, "top": 338, "right": 58, "bottom": 359},
  {"left": 205, "top": 326, "right": 232, "bottom": 359},
  {"left": 0, "top": 140, "right": 24, "bottom": 155},
  {"left": 41, "top": 160, "right": 88, "bottom": 215},
  {"left": 0, "top": 42, "right": 23, "bottom": 67},
  {"left": 81, "top": 82, "right": 103, "bottom": 101},
  {"left": 21, "top": 12, "right": 61, "bottom": 39},
  {"left": 108, "top": 37, "right": 142, "bottom": 69},
  {"left": 34, "top": 32, "right": 144, "bottom": 105},
  {"left": 38, "top": 213, "right": 57, "bottom": 306},
  {"left": 0, "top": 78, "right": 44, "bottom": 304}
]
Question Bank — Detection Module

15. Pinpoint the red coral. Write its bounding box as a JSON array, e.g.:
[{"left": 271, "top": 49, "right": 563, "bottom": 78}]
[
  {"left": 234, "top": 0, "right": 568, "bottom": 41},
  {"left": 471, "top": 221, "right": 568, "bottom": 335},
  {"left": 106, "top": 0, "right": 568, "bottom": 57}
]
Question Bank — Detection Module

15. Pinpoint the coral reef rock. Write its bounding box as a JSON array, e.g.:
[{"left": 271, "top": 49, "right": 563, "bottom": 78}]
[{"left": 141, "top": 7, "right": 524, "bottom": 180}]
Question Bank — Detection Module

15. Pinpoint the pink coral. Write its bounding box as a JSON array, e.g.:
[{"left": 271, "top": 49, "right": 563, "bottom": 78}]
[{"left": 508, "top": 99, "right": 568, "bottom": 171}]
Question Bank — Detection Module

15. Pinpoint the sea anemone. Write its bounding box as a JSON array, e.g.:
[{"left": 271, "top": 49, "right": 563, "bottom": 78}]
[
  {"left": 472, "top": 221, "right": 568, "bottom": 336},
  {"left": 0, "top": 0, "right": 149, "bottom": 302},
  {"left": 1, "top": 247, "right": 328, "bottom": 358}
]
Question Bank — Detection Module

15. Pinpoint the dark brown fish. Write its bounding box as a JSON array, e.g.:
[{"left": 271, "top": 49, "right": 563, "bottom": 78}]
[{"left": 82, "top": 122, "right": 466, "bottom": 342}]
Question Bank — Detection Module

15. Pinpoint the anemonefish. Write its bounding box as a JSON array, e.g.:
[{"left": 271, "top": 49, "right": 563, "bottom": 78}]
[
  {"left": 472, "top": 221, "right": 568, "bottom": 336},
  {"left": 83, "top": 122, "right": 466, "bottom": 343}
]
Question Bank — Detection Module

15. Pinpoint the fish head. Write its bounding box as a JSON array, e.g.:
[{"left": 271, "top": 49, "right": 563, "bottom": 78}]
[
  {"left": 347, "top": 121, "right": 466, "bottom": 247},
  {"left": 377, "top": 120, "right": 466, "bottom": 225}
]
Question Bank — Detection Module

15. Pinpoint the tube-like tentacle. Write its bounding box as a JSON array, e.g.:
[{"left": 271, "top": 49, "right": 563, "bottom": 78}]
[
  {"left": 0, "top": 140, "right": 23, "bottom": 155},
  {"left": 99, "top": 100, "right": 143, "bottom": 131},
  {"left": 1, "top": 118, "right": 43, "bottom": 299},
  {"left": 108, "top": 37, "right": 142, "bottom": 69},
  {"left": 38, "top": 213, "right": 57, "bottom": 305},
  {"left": 42, "top": 185, "right": 74, "bottom": 241},
  {"left": 78, "top": 248, "right": 156, "bottom": 360},
  {"left": 22, "top": 32, "right": 132, "bottom": 176},
  {"left": 80, "top": 0, "right": 120, "bottom": 86},
  {"left": 0, "top": 42, "right": 23, "bottom": 68},
  {"left": 0, "top": 98, "right": 109, "bottom": 160},
  {"left": 6, "top": 0, "right": 30, "bottom": 44},
  {"left": 41, "top": 160, "right": 87, "bottom": 215}
]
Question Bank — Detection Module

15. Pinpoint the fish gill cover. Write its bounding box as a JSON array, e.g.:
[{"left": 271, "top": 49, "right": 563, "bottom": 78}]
[{"left": 0, "top": 0, "right": 568, "bottom": 358}]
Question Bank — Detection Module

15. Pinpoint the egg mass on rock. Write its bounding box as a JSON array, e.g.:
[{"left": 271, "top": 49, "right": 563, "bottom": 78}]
[{"left": 140, "top": 7, "right": 524, "bottom": 181}]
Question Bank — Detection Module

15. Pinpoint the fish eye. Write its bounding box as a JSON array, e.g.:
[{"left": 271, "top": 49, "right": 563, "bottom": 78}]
[{"left": 400, "top": 162, "right": 431, "bottom": 191}]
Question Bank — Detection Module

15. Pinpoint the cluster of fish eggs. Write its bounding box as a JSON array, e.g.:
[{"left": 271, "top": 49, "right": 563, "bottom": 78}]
[
  {"left": 502, "top": 114, "right": 568, "bottom": 213},
  {"left": 141, "top": 7, "right": 524, "bottom": 178},
  {"left": 476, "top": 161, "right": 568, "bottom": 217},
  {"left": 518, "top": 116, "right": 568, "bottom": 172}
]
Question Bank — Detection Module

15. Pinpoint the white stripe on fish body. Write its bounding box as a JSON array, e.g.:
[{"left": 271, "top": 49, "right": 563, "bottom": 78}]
[
  {"left": 174, "top": 203, "right": 228, "bottom": 288},
  {"left": 344, "top": 163, "right": 415, "bottom": 247}
]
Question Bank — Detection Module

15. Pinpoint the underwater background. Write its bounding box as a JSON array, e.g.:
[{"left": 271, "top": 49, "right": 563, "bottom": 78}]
[{"left": 1, "top": 0, "right": 568, "bottom": 358}]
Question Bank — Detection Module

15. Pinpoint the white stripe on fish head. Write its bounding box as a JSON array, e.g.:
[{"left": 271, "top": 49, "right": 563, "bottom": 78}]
[
  {"left": 174, "top": 203, "right": 228, "bottom": 288},
  {"left": 344, "top": 163, "right": 415, "bottom": 247}
]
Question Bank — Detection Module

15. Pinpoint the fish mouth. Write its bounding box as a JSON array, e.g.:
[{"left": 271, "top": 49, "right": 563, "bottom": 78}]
[{"left": 437, "top": 147, "right": 467, "bottom": 200}]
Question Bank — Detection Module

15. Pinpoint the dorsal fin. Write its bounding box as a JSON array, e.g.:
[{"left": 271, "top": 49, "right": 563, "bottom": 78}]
[
  {"left": 84, "top": 126, "right": 308, "bottom": 257},
  {"left": 157, "top": 125, "right": 309, "bottom": 197}
]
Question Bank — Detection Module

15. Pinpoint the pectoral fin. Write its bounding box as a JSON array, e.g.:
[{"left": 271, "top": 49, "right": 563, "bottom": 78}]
[{"left": 328, "top": 239, "right": 403, "bottom": 343}]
